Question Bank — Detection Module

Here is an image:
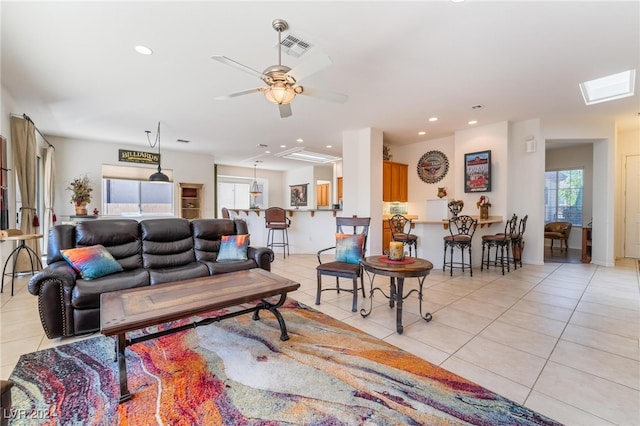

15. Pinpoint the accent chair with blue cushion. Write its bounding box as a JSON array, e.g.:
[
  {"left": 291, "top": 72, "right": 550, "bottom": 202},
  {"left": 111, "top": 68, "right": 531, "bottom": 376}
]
[{"left": 316, "top": 216, "right": 371, "bottom": 312}]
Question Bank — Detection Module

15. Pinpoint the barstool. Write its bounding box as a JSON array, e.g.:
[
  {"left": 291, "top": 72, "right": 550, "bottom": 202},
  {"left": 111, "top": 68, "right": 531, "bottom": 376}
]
[
  {"left": 443, "top": 215, "right": 478, "bottom": 276},
  {"left": 1, "top": 230, "right": 43, "bottom": 296},
  {"left": 265, "top": 207, "right": 291, "bottom": 259},
  {"left": 481, "top": 214, "right": 518, "bottom": 275},
  {"left": 388, "top": 214, "right": 418, "bottom": 257}
]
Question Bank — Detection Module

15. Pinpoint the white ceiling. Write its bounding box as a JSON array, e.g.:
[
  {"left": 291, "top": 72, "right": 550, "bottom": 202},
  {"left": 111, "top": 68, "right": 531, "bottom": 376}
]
[{"left": 2, "top": 1, "right": 639, "bottom": 171}]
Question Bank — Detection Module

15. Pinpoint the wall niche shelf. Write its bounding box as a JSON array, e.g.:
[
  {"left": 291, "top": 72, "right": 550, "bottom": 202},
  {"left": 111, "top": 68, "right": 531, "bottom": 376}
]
[{"left": 178, "top": 182, "right": 203, "bottom": 220}]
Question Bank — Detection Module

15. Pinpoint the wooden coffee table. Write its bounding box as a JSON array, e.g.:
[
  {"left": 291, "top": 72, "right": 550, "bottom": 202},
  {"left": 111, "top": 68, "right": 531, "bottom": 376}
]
[
  {"left": 360, "top": 256, "right": 433, "bottom": 334},
  {"left": 100, "top": 268, "right": 300, "bottom": 403}
]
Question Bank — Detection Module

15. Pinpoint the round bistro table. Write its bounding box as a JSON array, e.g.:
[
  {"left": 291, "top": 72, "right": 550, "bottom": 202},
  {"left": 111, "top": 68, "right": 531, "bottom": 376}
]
[{"left": 360, "top": 256, "right": 433, "bottom": 334}]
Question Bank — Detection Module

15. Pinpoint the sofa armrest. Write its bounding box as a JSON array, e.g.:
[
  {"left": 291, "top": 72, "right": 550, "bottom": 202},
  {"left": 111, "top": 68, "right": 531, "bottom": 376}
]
[
  {"left": 247, "top": 246, "right": 274, "bottom": 271},
  {"left": 28, "top": 264, "right": 77, "bottom": 339}
]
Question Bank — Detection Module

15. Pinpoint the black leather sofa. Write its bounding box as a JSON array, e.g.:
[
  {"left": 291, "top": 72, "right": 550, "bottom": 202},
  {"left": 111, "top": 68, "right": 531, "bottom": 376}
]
[{"left": 28, "top": 217, "right": 274, "bottom": 339}]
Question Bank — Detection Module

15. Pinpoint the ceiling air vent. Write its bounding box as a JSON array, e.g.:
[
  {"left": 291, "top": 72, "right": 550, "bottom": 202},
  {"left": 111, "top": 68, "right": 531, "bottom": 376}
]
[{"left": 277, "top": 33, "right": 313, "bottom": 58}]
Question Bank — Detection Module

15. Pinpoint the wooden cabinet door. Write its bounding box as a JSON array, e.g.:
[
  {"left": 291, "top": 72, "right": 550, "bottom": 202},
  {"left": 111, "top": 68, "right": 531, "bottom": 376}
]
[
  {"left": 383, "top": 161, "right": 408, "bottom": 202},
  {"left": 382, "top": 161, "right": 392, "bottom": 201},
  {"left": 382, "top": 219, "right": 392, "bottom": 251},
  {"left": 396, "top": 163, "right": 408, "bottom": 202},
  {"left": 317, "top": 183, "right": 330, "bottom": 206},
  {"left": 336, "top": 177, "right": 343, "bottom": 203}
]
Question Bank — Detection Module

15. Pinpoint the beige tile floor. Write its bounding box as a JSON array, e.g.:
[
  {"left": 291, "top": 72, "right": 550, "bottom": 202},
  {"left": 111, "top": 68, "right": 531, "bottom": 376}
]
[{"left": 1, "top": 255, "right": 639, "bottom": 425}]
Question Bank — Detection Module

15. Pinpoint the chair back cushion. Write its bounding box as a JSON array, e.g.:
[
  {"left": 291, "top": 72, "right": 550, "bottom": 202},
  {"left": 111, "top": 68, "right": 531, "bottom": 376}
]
[{"left": 335, "top": 233, "right": 365, "bottom": 264}]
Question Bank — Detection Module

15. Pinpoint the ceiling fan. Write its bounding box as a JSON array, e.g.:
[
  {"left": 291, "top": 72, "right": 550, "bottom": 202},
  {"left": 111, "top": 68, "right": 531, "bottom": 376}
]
[{"left": 212, "top": 19, "right": 348, "bottom": 118}]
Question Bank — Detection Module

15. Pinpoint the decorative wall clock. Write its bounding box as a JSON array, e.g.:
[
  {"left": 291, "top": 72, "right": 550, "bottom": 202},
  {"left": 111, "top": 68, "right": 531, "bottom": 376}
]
[{"left": 417, "top": 150, "right": 449, "bottom": 183}]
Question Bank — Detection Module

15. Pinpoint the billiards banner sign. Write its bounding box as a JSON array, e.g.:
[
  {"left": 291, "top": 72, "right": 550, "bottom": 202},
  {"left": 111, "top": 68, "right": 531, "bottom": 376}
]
[{"left": 119, "top": 149, "right": 159, "bottom": 165}]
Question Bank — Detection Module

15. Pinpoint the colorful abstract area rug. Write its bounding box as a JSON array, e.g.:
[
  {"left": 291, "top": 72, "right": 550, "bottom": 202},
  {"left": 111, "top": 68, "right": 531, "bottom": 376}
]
[{"left": 9, "top": 300, "right": 562, "bottom": 425}]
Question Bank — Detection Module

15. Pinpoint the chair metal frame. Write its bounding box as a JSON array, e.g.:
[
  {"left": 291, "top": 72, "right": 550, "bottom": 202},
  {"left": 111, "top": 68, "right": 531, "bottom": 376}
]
[
  {"left": 316, "top": 216, "right": 371, "bottom": 312},
  {"left": 388, "top": 214, "right": 418, "bottom": 257},
  {"left": 481, "top": 214, "right": 518, "bottom": 275},
  {"left": 265, "top": 207, "right": 291, "bottom": 259},
  {"left": 443, "top": 215, "right": 478, "bottom": 276}
]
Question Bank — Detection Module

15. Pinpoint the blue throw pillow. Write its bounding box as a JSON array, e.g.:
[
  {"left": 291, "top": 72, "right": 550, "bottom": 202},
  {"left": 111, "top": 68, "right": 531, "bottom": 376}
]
[
  {"left": 61, "top": 244, "right": 123, "bottom": 280},
  {"left": 217, "top": 234, "right": 250, "bottom": 262},
  {"left": 335, "top": 233, "right": 365, "bottom": 264}
]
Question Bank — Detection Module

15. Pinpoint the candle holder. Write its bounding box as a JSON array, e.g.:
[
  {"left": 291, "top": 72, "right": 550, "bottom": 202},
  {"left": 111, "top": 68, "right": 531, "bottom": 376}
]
[{"left": 389, "top": 241, "right": 405, "bottom": 261}]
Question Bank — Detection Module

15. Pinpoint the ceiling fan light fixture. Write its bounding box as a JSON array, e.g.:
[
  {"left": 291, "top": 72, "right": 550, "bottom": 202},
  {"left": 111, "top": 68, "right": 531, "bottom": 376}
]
[{"left": 264, "top": 82, "right": 297, "bottom": 105}]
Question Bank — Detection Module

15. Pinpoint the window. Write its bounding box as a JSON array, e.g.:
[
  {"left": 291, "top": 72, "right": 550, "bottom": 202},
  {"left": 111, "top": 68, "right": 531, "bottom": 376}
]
[
  {"left": 217, "top": 175, "right": 267, "bottom": 216},
  {"left": 545, "top": 169, "right": 583, "bottom": 226},
  {"left": 101, "top": 165, "right": 174, "bottom": 217}
]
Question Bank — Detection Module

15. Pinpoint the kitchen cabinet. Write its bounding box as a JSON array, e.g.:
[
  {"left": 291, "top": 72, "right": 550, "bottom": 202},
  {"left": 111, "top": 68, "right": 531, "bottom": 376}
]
[
  {"left": 336, "top": 177, "right": 343, "bottom": 203},
  {"left": 383, "top": 161, "right": 408, "bottom": 202},
  {"left": 179, "top": 182, "right": 203, "bottom": 220},
  {"left": 382, "top": 219, "right": 392, "bottom": 251}
]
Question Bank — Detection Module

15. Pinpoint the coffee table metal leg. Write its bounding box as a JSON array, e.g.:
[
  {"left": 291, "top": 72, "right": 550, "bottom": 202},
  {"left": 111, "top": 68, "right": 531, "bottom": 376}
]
[
  {"left": 396, "top": 278, "right": 404, "bottom": 334},
  {"left": 252, "top": 293, "right": 291, "bottom": 341},
  {"left": 116, "top": 334, "right": 132, "bottom": 403}
]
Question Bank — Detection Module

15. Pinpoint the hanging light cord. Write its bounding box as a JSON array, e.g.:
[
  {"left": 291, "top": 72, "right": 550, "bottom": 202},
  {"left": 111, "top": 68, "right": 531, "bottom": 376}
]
[{"left": 146, "top": 121, "right": 161, "bottom": 149}]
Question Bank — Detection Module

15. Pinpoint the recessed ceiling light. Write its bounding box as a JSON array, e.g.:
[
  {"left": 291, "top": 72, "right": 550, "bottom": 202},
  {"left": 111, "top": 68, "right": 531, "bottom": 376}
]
[
  {"left": 428, "top": 117, "right": 438, "bottom": 122},
  {"left": 580, "top": 69, "right": 636, "bottom": 105},
  {"left": 280, "top": 145, "right": 286, "bottom": 148},
  {"left": 418, "top": 131, "right": 426, "bottom": 135},
  {"left": 468, "top": 120, "right": 478, "bottom": 125},
  {"left": 296, "top": 138, "right": 303, "bottom": 143},
  {"left": 265, "top": 150, "right": 271, "bottom": 154},
  {"left": 326, "top": 145, "right": 332, "bottom": 148},
  {"left": 135, "top": 45, "right": 153, "bottom": 55}
]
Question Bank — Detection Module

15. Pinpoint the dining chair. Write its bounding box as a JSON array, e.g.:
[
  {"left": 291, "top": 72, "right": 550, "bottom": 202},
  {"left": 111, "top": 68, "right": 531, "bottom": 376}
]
[
  {"left": 388, "top": 214, "right": 418, "bottom": 257},
  {"left": 316, "top": 216, "right": 371, "bottom": 312},
  {"left": 442, "top": 215, "right": 478, "bottom": 276}
]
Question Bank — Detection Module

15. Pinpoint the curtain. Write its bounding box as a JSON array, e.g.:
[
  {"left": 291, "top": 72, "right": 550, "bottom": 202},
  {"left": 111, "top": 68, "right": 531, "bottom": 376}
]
[
  {"left": 43, "top": 145, "right": 56, "bottom": 246},
  {"left": 10, "top": 116, "right": 42, "bottom": 271}
]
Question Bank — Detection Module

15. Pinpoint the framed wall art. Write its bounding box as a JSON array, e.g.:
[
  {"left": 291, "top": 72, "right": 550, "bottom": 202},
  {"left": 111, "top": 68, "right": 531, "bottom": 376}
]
[
  {"left": 417, "top": 150, "right": 449, "bottom": 183},
  {"left": 290, "top": 184, "right": 308, "bottom": 207},
  {"left": 464, "top": 150, "right": 491, "bottom": 193}
]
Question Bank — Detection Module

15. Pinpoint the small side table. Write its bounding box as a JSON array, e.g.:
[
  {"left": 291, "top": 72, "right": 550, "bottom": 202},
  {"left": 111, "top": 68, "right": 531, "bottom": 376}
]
[
  {"left": 360, "top": 256, "right": 434, "bottom": 334},
  {"left": 1, "top": 233, "right": 43, "bottom": 296}
]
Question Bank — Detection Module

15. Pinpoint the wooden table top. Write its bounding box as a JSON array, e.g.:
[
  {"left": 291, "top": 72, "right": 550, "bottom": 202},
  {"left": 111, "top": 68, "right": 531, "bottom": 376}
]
[
  {"left": 100, "top": 269, "right": 300, "bottom": 336},
  {"left": 361, "top": 256, "right": 434, "bottom": 278},
  {"left": 0, "top": 233, "right": 43, "bottom": 241}
]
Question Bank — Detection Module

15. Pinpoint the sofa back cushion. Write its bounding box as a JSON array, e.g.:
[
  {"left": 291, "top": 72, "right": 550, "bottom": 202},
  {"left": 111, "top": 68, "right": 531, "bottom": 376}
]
[
  {"left": 46, "top": 220, "right": 142, "bottom": 270},
  {"left": 75, "top": 220, "right": 143, "bottom": 270},
  {"left": 191, "top": 218, "right": 246, "bottom": 262},
  {"left": 141, "top": 218, "right": 196, "bottom": 269}
]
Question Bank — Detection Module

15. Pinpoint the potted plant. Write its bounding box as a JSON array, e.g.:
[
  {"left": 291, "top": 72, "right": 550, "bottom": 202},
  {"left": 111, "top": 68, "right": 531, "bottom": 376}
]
[{"left": 67, "top": 175, "right": 93, "bottom": 215}]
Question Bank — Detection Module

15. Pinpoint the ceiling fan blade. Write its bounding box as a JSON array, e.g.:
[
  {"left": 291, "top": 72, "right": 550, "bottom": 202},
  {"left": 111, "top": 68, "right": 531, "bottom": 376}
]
[
  {"left": 286, "top": 53, "right": 332, "bottom": 82},
  {"left": 211, "top": 55, "right": 265, "bottom": 79},
  {"left": 279, "top": 104, "right": 292, "bottom": 118},
  {"left": 215, "top": 88, "right": 262, "bottom": 100},
  {"left": 299, "top": 86, "right": 348, "bottom": 104}
]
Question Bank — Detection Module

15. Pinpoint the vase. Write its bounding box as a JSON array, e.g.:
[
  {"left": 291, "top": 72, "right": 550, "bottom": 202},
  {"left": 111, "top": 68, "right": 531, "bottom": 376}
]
[
  {"left": 75, "top": 204, "right": 88, "bottom": 216},
  {"left": 480, "top": 205, "right": 489, "bottom": 220}
]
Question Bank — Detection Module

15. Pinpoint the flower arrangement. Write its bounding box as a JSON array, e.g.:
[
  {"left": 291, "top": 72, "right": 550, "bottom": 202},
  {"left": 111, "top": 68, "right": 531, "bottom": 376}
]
[
  {"left": 476, "top": 196, "right": 491, "bottom": 208},
  {"left": 67, "top": 175, "right": 93, "bottom": 207}
]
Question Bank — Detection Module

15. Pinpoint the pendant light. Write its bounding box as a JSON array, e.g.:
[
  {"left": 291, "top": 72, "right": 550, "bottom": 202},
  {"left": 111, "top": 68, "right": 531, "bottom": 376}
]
[
  {"left": 146, "top": 121, "right": 169, "bottom": 182},
  {"left": 250, "top": 163, "right": 262, "bottom": 196}
]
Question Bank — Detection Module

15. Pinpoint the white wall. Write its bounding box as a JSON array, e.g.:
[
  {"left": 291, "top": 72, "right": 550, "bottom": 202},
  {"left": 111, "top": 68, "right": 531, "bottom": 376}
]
[
  {"left": 50, "top": 136, "right": 215, "bottom": 219},
  {"left": 615, "top": 127, "right": 640, "bottom": 258}
]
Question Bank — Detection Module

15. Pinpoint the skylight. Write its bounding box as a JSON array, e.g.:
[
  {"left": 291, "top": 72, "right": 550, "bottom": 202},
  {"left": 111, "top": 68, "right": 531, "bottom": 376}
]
[
  {"left": 579, "top": 69, "right": 636, "bottom": 105},
  {"left": 275, "top": 147, "right": 341, "bottom": 164}
]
